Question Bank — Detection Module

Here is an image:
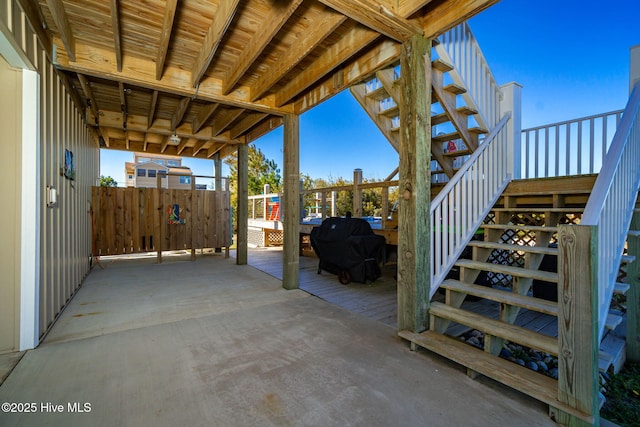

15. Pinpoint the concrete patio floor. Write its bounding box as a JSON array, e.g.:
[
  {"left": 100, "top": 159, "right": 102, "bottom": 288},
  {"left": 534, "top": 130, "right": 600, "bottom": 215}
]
[{"left": 0, "top": 251, "right": 553, "bottom": 426}]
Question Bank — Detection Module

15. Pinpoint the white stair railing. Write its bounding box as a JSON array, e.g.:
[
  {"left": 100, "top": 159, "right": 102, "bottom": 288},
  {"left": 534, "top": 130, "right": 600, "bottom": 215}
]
[
  {"left": 436, "top": 22, "right": 502, "bottom": 130},
  {"left": 521, "top": 110, "right": 623, "bottom": 178},
  {"left": 430, "top": 113, "right": 512, "bottom": 298},
  {"left": 580, "top": 82, "right": 640, "bottom": 343}
]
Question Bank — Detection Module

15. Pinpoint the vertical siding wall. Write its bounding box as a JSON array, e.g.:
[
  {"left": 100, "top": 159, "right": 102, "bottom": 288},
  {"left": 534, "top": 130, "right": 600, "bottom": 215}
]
[{"left": 1, "top": 0, "right": 100, "bottom": 339}]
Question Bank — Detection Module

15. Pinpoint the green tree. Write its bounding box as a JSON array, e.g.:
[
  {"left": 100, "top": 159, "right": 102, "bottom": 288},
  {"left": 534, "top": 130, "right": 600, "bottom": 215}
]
[
  {"left": 224, "top": 144, "right": 282, "bottom": 229},
  {"left": 99, "top": 175, "right": 118, "bottom": 187}
]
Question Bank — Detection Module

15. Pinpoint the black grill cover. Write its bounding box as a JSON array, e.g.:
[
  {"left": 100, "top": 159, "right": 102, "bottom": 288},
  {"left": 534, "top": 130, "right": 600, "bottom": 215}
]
[{"left": 310, "top": 217, "right": 386, "bottom": 283}]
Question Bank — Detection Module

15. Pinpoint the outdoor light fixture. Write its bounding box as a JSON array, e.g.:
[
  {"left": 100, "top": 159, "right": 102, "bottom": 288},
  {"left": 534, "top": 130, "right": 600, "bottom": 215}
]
[
  {"left": 46, "top": 185, "right": 57, "bottom": 208},
  {"left": 169, "top": 132, "right": 180, "bottom": 144}
]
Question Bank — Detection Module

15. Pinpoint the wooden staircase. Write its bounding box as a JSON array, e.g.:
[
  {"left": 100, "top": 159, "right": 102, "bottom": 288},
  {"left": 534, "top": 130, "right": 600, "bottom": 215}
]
[
  {"left": 350, "top": 50, "right": 487, "bottom": 180},
  {"left": 400, "top": 175, "right": 635, "bottom": 421}
]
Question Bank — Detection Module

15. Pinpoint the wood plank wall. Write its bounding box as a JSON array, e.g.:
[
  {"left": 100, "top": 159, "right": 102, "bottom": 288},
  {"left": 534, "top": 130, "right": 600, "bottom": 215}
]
[
  {"left": 2, "top": 0, "right": 100, "bottom": 339},
  {"left": 91, "top": 187, "right": 231, "bottom": 255}
]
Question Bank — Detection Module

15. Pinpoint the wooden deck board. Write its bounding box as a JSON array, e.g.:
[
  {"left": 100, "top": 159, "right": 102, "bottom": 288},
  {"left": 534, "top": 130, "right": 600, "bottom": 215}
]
[
  {"left": 244, "top": 248, "right": 566, "bottom": 342},
  {"left": 246, "top": 247, "right": 399, "bottom": 327}
]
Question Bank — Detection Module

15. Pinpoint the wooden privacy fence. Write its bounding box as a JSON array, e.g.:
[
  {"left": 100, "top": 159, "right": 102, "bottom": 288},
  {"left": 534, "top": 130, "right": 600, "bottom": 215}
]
[{"left": 92, "top": 185, "right": 231, "bottom": 258}]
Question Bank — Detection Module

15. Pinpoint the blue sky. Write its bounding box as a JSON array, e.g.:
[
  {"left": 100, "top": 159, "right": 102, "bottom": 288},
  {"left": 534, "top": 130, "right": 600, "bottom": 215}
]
[{"left": 101, "top": 0, "right": 639, "bottom": 185}]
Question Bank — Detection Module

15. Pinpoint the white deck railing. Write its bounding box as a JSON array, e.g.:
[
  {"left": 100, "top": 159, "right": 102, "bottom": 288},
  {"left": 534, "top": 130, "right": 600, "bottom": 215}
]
[
  {"left": 580, "top": 82, "right": 640, "bottom": 343},
  {"left": 430, "top": 113, "right": 512, "bottom": 297},
  {"left": 521, "top": 110, "right": 623, "bottom": 179},
  {"left": 436, "top": 22, "right": 502, "bottom": 130}
]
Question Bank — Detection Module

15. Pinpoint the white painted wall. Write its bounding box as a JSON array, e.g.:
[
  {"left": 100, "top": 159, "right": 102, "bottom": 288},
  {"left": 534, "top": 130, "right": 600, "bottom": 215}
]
[{"left": 0, "top": 54, "right": 21, "bottom": 353}]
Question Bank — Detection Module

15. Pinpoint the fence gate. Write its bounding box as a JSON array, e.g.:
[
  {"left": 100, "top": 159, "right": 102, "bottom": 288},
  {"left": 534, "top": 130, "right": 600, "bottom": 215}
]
[{"left": 91, "top": 186, "right": 231, "bottom": 257}]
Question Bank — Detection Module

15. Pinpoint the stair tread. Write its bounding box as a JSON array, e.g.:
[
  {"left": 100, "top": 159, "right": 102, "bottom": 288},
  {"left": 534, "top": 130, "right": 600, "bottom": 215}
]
[
  {"left": 443, "top": 149, "right": 471, "bottom": 157},
  {"left": 457, "top": 105, "right": 478, "bottom": 116},
  {"left": 469, "top": 126, "right": 489, "bottom": 134},
  {"left": 614, "top": 282, "right": 630, "bottom": 295},
  {"left": 429, "top": 301, "right": 558, "bottom": 355},
  {"left": 432, "top": 112, "right": 450, "bottom": 125},
  {"left": 378, "top": 105, "right": 399, "bottom": 117},
  {"left": 364, "top": 84, "right": 389, "bottom": 101},
  {"left": 466, "top": 241, "right": 557, "bottom": 255},
  {"left": 441, "top": 279, "right": 558, "bottom": 316},
  {"left": 454, "top": 259, "right": 559, "bottom": 282},
  {"left": 605, "top": 313, "right": 623, "bottom": 331},
  {"left": 621, "top": 254, "right": 635, "bottom": 264},
  {"left": 444, "top": 83, "right": 466, "bottom": 95},
  {"left": 398, "top": 330, "right": 592, "bottom": 424},
  {"left": 432, "top": 58, "right": 454, "bottom": 72},
  {"left": 433, "top": 131, "right": 460, "bottom": 143},
  {"left": 480, "top": 224, "right": 558, "bottom": 233},
  {"left": 599, "top": 350, "right": 613, "bottom": 372}
]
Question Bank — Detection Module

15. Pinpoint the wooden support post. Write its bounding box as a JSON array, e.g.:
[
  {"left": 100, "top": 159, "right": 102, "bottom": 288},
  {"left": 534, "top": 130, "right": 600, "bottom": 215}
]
[
  {"left": 156, "top": 173, "right": 163, "bottom": 263},
  {"left": 190, "top": 178, "right": 196, "bottom": 261},
  {"left": 225, "top": 178, "right": 230, "bottom": 259},
  {"left": 263, "top": 184, "right": 270, "bottom": 220},
  {"left": 353, "top": 168, "right": 362, "bottom": 217},
  {"left": 283, "top": 114, "right": 300, "bottom": 290},
  {"left": 397, "top": 34, "right": 431, "bottom": 333},
  {"left": 381, "top": 186, "right": 389, "bottom": 229},
  {"left": 320, "top": 192, "right": 327, "bottom": 219},
  {"left": 628, "top": 211, "right": 640, "bottom": 361},
  {"left": 236, "top": 144, "right": 248, "bottom": 265},
  {"left": 500, "top": 82, "right": 522, "bottom": 180},
  {"left": 214, "top": 153, "right": 223, "bottom": 253},
  {"left": 331, "top": 191, "right": 336, "bottom": 217},
  {"left": 556, "top": 224, "right": 599, "bottom": 426}
]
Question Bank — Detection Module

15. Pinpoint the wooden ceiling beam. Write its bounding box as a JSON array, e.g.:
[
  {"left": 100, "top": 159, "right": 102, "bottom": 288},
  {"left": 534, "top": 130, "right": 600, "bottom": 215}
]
[
  {"left": 292, "top": 0, "right": 496, "bottom": 114},
  {"left": 176, "top": 138, "right": 194, "bottom": 156},
  {"left": 109, "top": 0, "right": 122, "bottom": 72},
  {"left": 422, "top": 0, "right": 498, "bottom": 38},
  {"left": 191, "top": 0, "right": 241, "bottom": 88},
  {"left": 218, "top": 143, "right": 239, "bottom": 160},
  {"left": 147, "top": 90, "right": 158, "bottom": 128},
  {"left": 206, "top": 143, "right": 226, "bottom": 159},
  {"left": 193, "top": 103, "right": 219, "bottom": 133},
  {"left": 275, "top": 25, "right": 379, "bottom": 107},
  {"left": 155, "top": 0, "right": 178, "bottom": 80},
  {"left": 250, "top": 8, "right": 347, "bottom": 101},
  {"left": 92, "top": 110, "right": 242, "bottom": 144},
  {"left": 108, "top": 139, "right": 213, "bottom": 159},
  {"left": 119, "top": 81, "right": 128, "bottom": 130},
  {"left": 295, "top": 39, "right": 400, "bottom": 113},
  {"left": 160, "top": 135, "right": 170, "bottom": 153},
  {"left": 222, "top": 0, "right": 303, "bottom": 95},
  {"left": 191, "top": 140, "right": 207, "bottom": 156},
  {"left": 211, "top": 108, "right": 244, "bottom": 137},
  {"left": 45, "top": 0, "right": 75, "bottom": 61},
  {"left": 77, "top": 73, "right": 99, "bottom": 119},
  {"left": 246, "top": 117, "right": 283, "bottom": 143},
  {"left": 229, "top": 113, "right": 269, "bottom": 140},
  {"left": 171, "top": 97, "right": 191, "bottom": 131},
  {"left": 52, "top": 42, "right": 293, "bottom": 115},
  {"left": 317, "top": 0, "right": 422, "bottom": 42}
]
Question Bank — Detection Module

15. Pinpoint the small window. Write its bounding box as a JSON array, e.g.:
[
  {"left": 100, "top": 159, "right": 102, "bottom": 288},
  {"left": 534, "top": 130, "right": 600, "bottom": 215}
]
[
  {"left": 180, "top": 176, "right": 191, "bottom": 184},
  {"left": 148, "top": 169, "right": 157, "bottom": 178},
  {"left": 168, "top": 160, "right": 180, "bottom": 167},
  {"left": 138, "top": 157, "right": 150, "bottom": 163},
  {"left": 159, "top": 171, "right": 167, "bottom": 179},
  {"left": 128, "top": 174, "right": 133, "bottom": 179},
  {"left": 156, "top": 159, "right": 166, "bottom": 165},
  {"left": 137, "top": 169, "right": 146, "bottom": 177}
]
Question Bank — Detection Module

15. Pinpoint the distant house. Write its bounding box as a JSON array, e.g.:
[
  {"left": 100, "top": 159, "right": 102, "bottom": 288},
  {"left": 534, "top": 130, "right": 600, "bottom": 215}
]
[{"left": 125, "top": 153, "right": 193, "bottom": 189}]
